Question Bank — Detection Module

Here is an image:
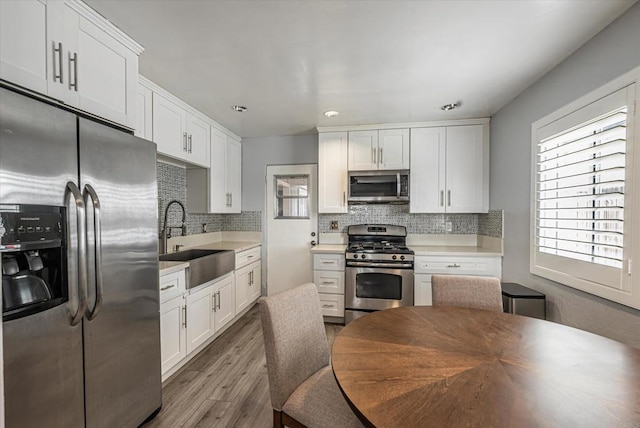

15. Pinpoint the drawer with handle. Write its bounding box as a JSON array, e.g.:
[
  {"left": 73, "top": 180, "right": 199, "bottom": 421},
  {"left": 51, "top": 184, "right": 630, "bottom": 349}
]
[
  {"left": 159, "top": 269, "right": 186, "bottom": 303},
  {"left": 313, "top": 270, "right": 345, "bottom": 294},
  {"left": 313, "top": 253, "right": 345, "bottom": 271},
  {"left": 318, "top": 293, "right": 345, "bottom": 317},
  {"left": 414, "top": 255, "right": 501, "bottom": 277},
  {"left": 235, "top": 246, "right": 261, "bottom": 270}
]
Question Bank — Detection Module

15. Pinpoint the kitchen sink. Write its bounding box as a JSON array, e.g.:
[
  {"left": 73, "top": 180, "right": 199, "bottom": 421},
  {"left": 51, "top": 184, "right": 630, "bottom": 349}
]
[{"left": 160, "top": 249, "right": 235, "bottom": 288}]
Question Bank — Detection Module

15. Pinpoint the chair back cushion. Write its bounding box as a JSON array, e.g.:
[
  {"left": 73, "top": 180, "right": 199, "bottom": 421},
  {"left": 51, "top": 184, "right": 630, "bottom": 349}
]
[
  {"left": 259, "top": 283, "right": 330, "bottom": 410},
  {"left": 431, "top": 275, "right": 503, "bottom": 312}
]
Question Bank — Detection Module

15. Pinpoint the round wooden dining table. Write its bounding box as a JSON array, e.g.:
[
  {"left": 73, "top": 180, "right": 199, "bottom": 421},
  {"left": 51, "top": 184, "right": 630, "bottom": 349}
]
[{"left": 331, "top": 306, "right": 640, "bottom": 428}]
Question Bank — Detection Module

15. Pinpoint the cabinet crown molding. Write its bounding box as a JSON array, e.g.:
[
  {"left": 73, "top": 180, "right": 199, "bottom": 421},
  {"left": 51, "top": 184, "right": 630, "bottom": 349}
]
[
  {"left": 316, "top": 117, "right": 490, "bottom": 133},
  {"left": 67, "top": 0, "right": 144, "bottom": 55},
  {"left": 138, "top": 74, "right": 241, "bottom": 141}
]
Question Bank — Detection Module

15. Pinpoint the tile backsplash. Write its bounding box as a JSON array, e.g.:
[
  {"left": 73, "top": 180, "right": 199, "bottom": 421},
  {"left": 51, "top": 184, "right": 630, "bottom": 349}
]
[
  {"left": 318, "top": 205, "right": 503, "bottom": 238},
  {"left": 158, "top": 162, "right": 261, "bottom": 235},
  {"left": 159, "top": 162, "right": 501, "bottom": 238}
]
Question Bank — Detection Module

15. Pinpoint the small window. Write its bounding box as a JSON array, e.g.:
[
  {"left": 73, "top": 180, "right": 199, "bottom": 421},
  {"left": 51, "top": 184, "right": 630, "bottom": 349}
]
[{"left": 274, "top": 175, "right": 309, "bottom": 219}]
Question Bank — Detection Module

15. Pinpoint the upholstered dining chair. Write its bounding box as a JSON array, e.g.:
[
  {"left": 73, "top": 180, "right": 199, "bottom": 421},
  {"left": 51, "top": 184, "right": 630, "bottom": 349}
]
[
  {"left": 431, "top": 275, "right": 504, "bottom": 312},
  {"left": 259, "top": 283, "right": 363, "bottom": 428}
]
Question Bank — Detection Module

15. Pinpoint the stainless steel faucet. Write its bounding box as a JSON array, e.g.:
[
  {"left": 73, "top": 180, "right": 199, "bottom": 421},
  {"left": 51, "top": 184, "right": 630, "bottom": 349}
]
[{"left": 160, "top": 200, "right": 187, "bottom": 254}]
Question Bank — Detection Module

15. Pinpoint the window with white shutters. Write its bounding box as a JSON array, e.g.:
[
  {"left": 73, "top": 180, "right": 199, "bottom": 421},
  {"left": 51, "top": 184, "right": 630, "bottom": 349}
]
[
  {"left": 530, "top": 70, "right": 639, "bottom": 309},
  {"left": 537, "top": 107, "right": 626, "bottom": 270}
]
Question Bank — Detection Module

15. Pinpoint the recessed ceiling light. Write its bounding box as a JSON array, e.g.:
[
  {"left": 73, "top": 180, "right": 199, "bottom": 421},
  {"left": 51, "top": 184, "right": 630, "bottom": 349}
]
[
  {"left": 231, "top": 105, "right": 247, "bottom": 112},
  {"left": 441, "top": 103, "right": 459, "bottom": 111},
  {"left": 324, "top": 110, "right": 339, "bottom": 118}
]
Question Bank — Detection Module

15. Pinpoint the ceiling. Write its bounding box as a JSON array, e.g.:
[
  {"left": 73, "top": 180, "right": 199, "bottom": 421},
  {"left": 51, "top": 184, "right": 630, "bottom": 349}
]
[{"left": 86, "top": 0, "right": 637, "bottom": 138}]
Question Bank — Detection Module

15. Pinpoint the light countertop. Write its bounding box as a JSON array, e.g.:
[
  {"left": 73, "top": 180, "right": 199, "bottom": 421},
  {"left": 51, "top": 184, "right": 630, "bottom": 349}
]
[
  {"left": 310, "top": 244, "right": 347, "bottom": 253},
  {"left": 193, "top": 241, "right": 261, "bottom": 252},
  {"left": 311, "top": 244, "right": 501, "bottom": 257},
  {"left": 411, "top": 246, "right": 502, "bottom": 257},
  {"left": 159, "top": 241, "right": 261, "bottom": 275},
  {"left": 159, "top": 261, "right": 189, "bottom": 276}
]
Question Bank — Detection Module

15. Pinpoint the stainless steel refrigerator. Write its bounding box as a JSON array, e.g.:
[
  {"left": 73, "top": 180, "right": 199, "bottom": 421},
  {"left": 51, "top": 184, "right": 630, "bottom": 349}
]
[{"left": 0, "top": 86, "right": 161, "bottom": 427}]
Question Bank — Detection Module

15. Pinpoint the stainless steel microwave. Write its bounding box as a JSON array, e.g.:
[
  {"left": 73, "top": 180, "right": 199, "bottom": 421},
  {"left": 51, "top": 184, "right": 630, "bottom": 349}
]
[{"left": 348, "top": 170, "right": 409, "bottom": 203}]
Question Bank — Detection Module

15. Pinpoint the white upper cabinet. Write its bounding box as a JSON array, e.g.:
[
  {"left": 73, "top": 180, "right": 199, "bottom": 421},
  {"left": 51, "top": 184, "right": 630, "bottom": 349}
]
[
  {"left": 445, "top": 125, "right": 488, "bottom": 212},
  {"left": 348, "top": 130, "right": 379, "bottom": 170},
  {"left": 187, "top": 128, "right": 241, "bottom": 214},
  {"left": 152, "top": 92, "right": 188, "bottom": 160},
  {"left": 185, "top": 114, "right": 210, "bottom": 166},
  {"left": 410, "top": 127, "right": 445, "bottom": 213},
  {"left": 135, "top": 78, "right": 152, "bottom": 140},
  {"left": 0, "top": 0, "right": 142, "bottom": 129},
  {"left": 410, "top": 124, "right": 489, "bottom": 213},
  {"left": 378, "top": 129, "right": 410, "bottom": 170},
  {"left": 226, "top": 139, "right": 242, "bottom": 213},
  {"left": 348, "top": 129, "right": 409, "bottom": 170},
  {"left": 0, "top": 0, "right": 48, "bottom": 94},
  {"left": 151, "top": 90, "right": 210, "bottom": 168},
  {"left": 318, "top": 132, "right": 348, "bottom": 213}
]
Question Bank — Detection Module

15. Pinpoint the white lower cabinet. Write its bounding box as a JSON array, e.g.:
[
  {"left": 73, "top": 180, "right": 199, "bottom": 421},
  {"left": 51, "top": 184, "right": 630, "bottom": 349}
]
[
  {"left": 235, "top": 260, "right": 261, "bottom": 314},
  {"left": 312, "top": 252, "right": 345, "bottom": 318},
  {"left": 186, "top": 282, "right": 215, "bottom": 354},
  {"left": 159, "top": 270, "right": 237, "bottom": 380},
  {"left": 213, "top": 274, "right": 235, "bottom": 331},
  {"left": 235, "top": 246, "right": 262, "bottom": 314},
  {"left": 414, "top": 255, "right": 502, "bottom": 306},
  {"left": 159, "top": 246, "right": 262, "bottom": 380},
  {"left": 159, "top": 269, "right": 187, "bottom": 376},
  {"left": 160, "top": 294, "right": 186, "bottom": 375}
]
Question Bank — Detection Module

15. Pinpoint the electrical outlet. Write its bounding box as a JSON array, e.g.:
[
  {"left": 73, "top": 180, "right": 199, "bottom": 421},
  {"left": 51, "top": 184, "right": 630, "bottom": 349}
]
[
  {"left": 446, "top": 221, "right": 453, "bottom": 232},
  {"left": 330, "top": 221, "right": 339, "bottom": 230}
]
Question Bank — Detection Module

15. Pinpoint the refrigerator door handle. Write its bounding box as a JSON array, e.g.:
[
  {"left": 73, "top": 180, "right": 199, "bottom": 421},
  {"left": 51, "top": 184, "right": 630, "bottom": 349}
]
[
  {"left": 65, "top": 182, "right": 88, "bottom": 326},
  {"left": 83, "top": 184, "right": 103, "bottom": 321}
]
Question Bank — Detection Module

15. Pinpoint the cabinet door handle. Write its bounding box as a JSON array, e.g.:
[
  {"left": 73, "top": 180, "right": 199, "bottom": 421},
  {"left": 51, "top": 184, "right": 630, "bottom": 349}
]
[
  {"left": 217, "top": 290, "right": 221, "bottom": 310},
  {"left": 440, "top": 190, "right": 444, "bottom": 207},
  {"left": 229, "top": 193, "right": 233, "bottom": 207},
  {"left": 379, "top": 147, "right": 383, "bottom": 164},
  {"left": 343, "top": 191, "right": 346, "bottom": 206},
  {"left": 447, "top": 263, "right": 461, "bottom": 268},
  {"left": 160, "top": 284, "right": 175, "bottom": 291},
  {"left": 448, "top": 190, "right": 451, "bottom": 207},
  {"left": 53, "top": 42, "right": 63, "bottom": 83},
  {"left": 69, "top": 52, "right": 78, "bottom": 91},
  {"left": 188, "top": 134, "right": 193, "bottom": 153},
  {"left": 322, "top": 304, "right": 334, "bottom": 308},
  {"left": 182, "top": 305, "right": 187, "bottom": 328},
  {"left": 183, "top": 133, "right": 188, "bottom": 152},
  {"left": 322, "top": 281, "right": 333, "bottom": 285}
]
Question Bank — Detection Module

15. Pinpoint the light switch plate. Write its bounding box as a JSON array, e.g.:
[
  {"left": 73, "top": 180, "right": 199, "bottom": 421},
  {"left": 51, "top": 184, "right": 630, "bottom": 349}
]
[{"left": 330, "top": 221, "right": 339, "bottom": 230}]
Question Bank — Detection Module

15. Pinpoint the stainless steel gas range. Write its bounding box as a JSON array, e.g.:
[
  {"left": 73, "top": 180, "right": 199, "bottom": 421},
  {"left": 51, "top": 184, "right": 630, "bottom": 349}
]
[{"left": 344, "top": 224, "right": 414, "bottom": 324}]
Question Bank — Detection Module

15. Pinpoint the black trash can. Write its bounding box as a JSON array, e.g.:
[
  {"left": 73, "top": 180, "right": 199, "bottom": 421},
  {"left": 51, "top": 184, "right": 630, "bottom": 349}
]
[{"left": 501, "top": 282, "right": 546, "bottom": 320}]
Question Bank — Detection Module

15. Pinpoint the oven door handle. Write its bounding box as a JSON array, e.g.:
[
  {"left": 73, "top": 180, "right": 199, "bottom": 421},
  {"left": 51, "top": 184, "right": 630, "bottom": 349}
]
[{"left": 347, "top": 261, "right": 413, "bottom": 269}]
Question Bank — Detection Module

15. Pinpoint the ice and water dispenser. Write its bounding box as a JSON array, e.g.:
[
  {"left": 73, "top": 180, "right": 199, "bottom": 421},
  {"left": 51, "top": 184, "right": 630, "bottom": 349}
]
[{"left": 1, "top": 205, "right": 67, "bottom": 321}]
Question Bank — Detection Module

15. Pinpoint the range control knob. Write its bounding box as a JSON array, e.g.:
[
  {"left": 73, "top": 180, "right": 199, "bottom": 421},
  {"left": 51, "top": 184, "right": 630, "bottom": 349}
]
[
  {"left": 361, "top": 254, "right": 366, "bottom": 259},
  {"left": 400, "top": 255, "right": 405, "bottom": 261},
  {"left": 392, "top": 255, "right": 397, "bottom": 260},
  {"left": 353, "top": 254, "right": 358, "bottom": 259}
]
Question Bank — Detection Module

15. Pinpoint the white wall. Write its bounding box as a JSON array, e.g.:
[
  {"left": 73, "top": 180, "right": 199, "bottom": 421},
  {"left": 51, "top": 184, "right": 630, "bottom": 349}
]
[
  {"left": 491, "top": 3, "right": 640, "bottom": 347},
  {"left": 241, "top": 134, "right": 318, "bottom": 211}
]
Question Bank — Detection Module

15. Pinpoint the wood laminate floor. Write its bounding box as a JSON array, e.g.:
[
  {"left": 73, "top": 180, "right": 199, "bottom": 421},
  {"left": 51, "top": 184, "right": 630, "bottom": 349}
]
[{"left": 143, "top": 304, "right": 344, "bottom": 428}]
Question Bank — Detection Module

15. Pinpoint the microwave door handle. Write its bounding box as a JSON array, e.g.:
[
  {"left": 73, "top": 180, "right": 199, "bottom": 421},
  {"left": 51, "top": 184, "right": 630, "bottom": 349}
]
[
  {"left": 397, "top": 172, "right": 401, "bottom": 198},
  {"left": 65, "top": 182, "right": 88, "bottom": 326},
  {"left": 83, "top": 184, "right": 103, "bottom": 321}
]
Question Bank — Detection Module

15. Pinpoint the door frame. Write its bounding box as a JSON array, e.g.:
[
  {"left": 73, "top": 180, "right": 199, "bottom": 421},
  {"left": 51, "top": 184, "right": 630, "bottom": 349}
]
[{"left": 264, "top": 163, "right": 318, "bottom": 296}]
